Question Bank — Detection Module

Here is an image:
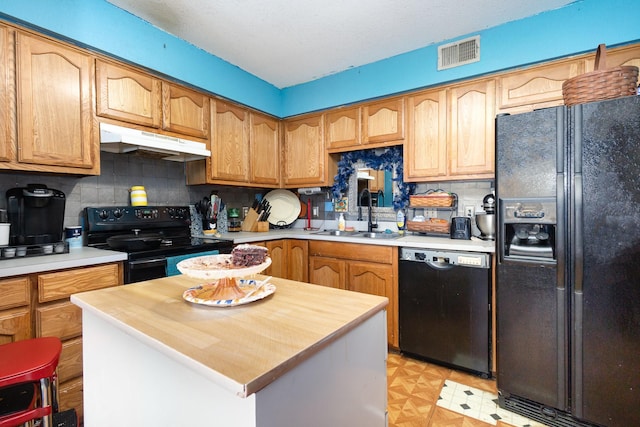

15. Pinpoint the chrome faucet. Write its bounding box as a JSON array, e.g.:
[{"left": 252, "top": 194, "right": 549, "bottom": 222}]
[{"left": 358, "top": 188, "right": 378, "bottom": 232}]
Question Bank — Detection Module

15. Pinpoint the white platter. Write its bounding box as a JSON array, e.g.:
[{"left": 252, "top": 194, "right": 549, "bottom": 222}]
[
  {"left": 263, "top": 189, "right": 301, "bottom": 226},
  {"left": 182, "top": 278, "right": 276, "bottom": 307},
  {"left": 176, "top": 254, "right": 272, "bottom": 281}
]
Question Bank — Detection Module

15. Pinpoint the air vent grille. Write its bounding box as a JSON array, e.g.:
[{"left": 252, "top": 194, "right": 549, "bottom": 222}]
[{"left": 438, "top": 36, "right": 480, "bottom": 70}]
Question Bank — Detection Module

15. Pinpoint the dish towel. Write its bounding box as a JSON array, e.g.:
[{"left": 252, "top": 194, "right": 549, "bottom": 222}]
[{"left": 165, "top": 250, "right": 221, "bottom": 277}]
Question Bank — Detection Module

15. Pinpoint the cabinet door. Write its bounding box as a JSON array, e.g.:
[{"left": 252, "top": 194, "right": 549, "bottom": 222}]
[
  {"left": 211, "top": 100, "right": 249, "bottom": 182},
  {"left": 309, "top": 256, "right": 345, "bottom": 289},
  {"left": 496, "top": 59, "right": 583, "bottom": 114},
  {"left": 250, "top": 112, "right": 280, "bottom": 186},
  {"left": 36, "top": 301, "right": 82, "bottom": 340},
  {"left": 0, "top": 276, "right": 30, "bottom": 310},
  {"left": 0, "top": 24, "right": 14, "bottom": 162},
  {"left": 325, "top": 106, "right": 360, "bottom": 150},
  {"left": 16, "top": 32, "right": 95, "bottom": 170},
  {"left": 362, "top": 97, "right": 405, "bottom": 145},
  {"left": 96, "top": 59, "right": 162, "bottom": 128},
  {"left": 404, "top": 89, "right": 447, "bottom": 181},
  {"left": 348, "top": 261, "right": 396, "bottom": 346},
  {"left": 162, "top": 83, "right": 210, "bottom": 139},
  {"left": 265, "top": 239, "right": 286, "bottom": 278},
  {"left": 448, "top": 79, "right": 495, "bottom": 178},
  {"left": 283, "top": 114, "right": 326, "bottom": 186},
  {"left": 287, "top": 240, "right": 308, "bottom": 283},
  {"left": 0, "top": 307, "right": 31, "bottom": 344}
]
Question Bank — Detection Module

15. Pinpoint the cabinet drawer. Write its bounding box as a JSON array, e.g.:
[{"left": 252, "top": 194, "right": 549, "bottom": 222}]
[
  {"left": 58, "top": 376, "right": 83, "bottom": 423},
  {"left": 58, "top": 337, "right": 83, "bottom": 382},
  {"left": 308, "top": 241, "right": 393, "bottom": 264},
  {"left": 0, "top": 276, "right": 30, "bottom": 309},
  {"left": 0, "top": 307, "right": 31, "bottom": 344},
  {"left": 36, "top": 301, "right": 82, "bottom": 340},
  {"left": 38, "top": 263, "right": 121, "bottom": 302}
]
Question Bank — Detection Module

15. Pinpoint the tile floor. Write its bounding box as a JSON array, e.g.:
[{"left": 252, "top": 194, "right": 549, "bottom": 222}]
[{"left": 387, "top": 351, "right": 548, "bottom": 427}]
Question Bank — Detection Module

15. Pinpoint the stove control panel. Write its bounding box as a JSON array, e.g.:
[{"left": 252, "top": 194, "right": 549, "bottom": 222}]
[{"left": 85, "top": 206, "right": 191, "bottom": 231}]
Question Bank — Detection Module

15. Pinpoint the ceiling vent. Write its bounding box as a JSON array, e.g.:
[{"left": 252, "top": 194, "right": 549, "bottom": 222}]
[{"left": 438, "top": 36, "right": 480, "bottom": 70}]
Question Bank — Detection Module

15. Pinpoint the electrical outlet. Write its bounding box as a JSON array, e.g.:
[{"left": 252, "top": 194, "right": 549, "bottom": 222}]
[
  {"left": 425, "top": 209, "right": 437, "bottom": 218},
  {"left": 464, "top": 205, "right": 475, "bottom": 217}
]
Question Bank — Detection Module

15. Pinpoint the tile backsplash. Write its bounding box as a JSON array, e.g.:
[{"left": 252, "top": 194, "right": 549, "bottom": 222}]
[{"left": 0, "top": 151, "right": 495, "bottom": 231}]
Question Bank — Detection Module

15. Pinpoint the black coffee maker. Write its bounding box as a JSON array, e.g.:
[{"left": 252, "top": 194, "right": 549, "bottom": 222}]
[{"left": 6, "top": 184, "right": 66, "bottom": 245}]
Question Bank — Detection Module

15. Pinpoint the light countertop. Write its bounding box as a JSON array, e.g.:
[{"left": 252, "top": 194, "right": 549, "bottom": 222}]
[
  {"left": 0, "top": 247, "right": 127, "bottom": 278},
  {"left": 71, "top": 274, "right": 388, "bottom": 397},
  {"left": 199, "top": 226, "right": 496, "bottom": 253}
]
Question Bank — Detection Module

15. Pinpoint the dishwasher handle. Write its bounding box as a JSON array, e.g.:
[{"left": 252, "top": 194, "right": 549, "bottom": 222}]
[{"left": 425, "top": 259, "right": 455, "bottom": 271}]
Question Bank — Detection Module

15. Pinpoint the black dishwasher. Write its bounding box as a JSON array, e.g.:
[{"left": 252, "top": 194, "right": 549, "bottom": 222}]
[{"left": 399, "top": 247, "right": 491, "bottom": 377}]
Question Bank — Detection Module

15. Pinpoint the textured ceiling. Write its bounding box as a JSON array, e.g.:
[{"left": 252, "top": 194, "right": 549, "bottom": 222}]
[{"left": 107, "top": 0, "right": 573, "bottom": 88}]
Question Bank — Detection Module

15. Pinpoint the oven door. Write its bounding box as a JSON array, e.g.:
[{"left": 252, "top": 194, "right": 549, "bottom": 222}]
[{"left": 126, "top": 257, "right": 167, "bottom": 284}]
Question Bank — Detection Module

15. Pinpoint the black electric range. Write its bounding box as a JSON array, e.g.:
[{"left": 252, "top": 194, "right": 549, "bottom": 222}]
[{"left": 84, "top": 206, "right": 233, "bottom": 284}]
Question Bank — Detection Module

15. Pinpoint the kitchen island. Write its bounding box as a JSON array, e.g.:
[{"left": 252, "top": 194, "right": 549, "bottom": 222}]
[{"left": 71, "top": 274, "right": 389, "bottom": 426}]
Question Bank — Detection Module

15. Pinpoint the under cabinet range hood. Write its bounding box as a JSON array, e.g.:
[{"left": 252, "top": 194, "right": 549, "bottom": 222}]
[{"left": 99, "top": 122, "right": 211, "bottom": 162}]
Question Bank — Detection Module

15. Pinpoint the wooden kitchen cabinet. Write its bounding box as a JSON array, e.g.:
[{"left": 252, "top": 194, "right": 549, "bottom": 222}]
[
  {"left": 162, "top": 82, "right": 210, "bottom": 139},
  {"left": 0, "top": 276, "right": 32, "bottom": 344},
  {"left": 448, "top": 78, "right": 496, "bottom": 179},
  {"left": 210, "top": 100, "right": 250, "bottom": 182},
  {"left": 308, "top": 241, "right": 398, "bottom": 347},
  {"left": 187, "top": 102, "right": 280, "bottom": 187},
  {"left": 12, "top": 31, "right": 98, "bottom": 174},
  {"left": 96, "top": 59, "right": 162, "bottom": 128},
  {"left": 250, "top": 112, "right": 281, "bottom": 186},
  {"left": 283, "top": 114, "right": 335, "bottom": 187},
  {"left": 0, "top": 24, "right": 13, "bottom": 163},
  {"left": 265, "top": 239, "right": 308, "bottom": 282},
  {"left": 362, "top": 96, "right": 405, "bottom": 145},
  {"left": 325, "top": 106, "right": 361, "bottom": 150},
  {"left": 496, "top": 58, "right": 584, "bottom": 114},
  {"left": 404, "top": 88, "right": 448, "bottom": 181}
]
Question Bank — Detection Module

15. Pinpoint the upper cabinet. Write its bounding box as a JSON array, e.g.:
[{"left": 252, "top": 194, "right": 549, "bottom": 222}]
[
  {"left": 325, "top": 106, "right": 361, "bottom": 150},
  {"left": 496, "top": 58, "right": 584, "bottom": 114},
  {"left": 161, "top": 83, "right": 209, "bottom": 139},
  {"left": 448, "top": 79, "right": 495, "bottom": 178},
  {"left": 405, "top": 80, "right": 495, "bottom": 182},
  {"left": 96, "top": 59, "right": 161, "bottom": 128},
  {"left": 0, "top": 23, "right": 13, "bottom": 163},
  {"left": 96, "top": 59, "right": 209, "bottom": 139},
  {"left": 210, "top": 100, "right": 250, "bottom": 183},
  {"left": 404, "top": 89, "right": 448, "bottom": 181},
  {"left": 249, "top": 112, "right": 280, "bottom": 186},
  {"left": 283, "top": 114, "right": 335, "bottom": 187},
  {"left": 186, "top": 100, "right": 280, "bottom": 187},
  {"left": 362, "top": 97, "right": 405, "bottom": 145},
  {"left": 11, "top": 31, "right": 98, "bottom": 174}
]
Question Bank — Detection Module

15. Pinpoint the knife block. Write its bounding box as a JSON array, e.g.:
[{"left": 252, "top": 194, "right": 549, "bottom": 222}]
[{"left": 241, "top": 208, "right": 259, "bottom": 232}]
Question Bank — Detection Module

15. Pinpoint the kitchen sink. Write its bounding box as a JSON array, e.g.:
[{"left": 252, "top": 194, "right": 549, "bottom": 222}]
[
  {"left": 354, "top": 231, "right": 400, "bottom": 239},
  {"left": 313, "top": 230, "right": 401, "bottom": 239},
  {"left": 313, "top": 230, "right": 360, "bottom": 236}
]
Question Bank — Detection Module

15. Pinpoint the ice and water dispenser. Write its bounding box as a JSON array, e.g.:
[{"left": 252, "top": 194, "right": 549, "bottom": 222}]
[{"left": 499, "top": 198, "right": 556, "bottom": 263}]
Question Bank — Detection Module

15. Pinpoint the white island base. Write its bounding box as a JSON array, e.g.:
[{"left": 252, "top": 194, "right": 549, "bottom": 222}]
[{"left": 81, "top": 307, "right": 387, "bottom": 426}]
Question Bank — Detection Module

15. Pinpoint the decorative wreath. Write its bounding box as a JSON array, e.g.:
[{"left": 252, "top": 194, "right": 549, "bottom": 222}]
[{"left": 330, "top": 146, "right": 415, "bottom": 210}]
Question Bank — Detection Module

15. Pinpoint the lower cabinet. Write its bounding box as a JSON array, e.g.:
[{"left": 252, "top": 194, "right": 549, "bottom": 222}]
[
  {"left": 261, "top": 239, "right": 308, "bottom": 282},
  {"left": 308, "top": 241, "right": 398, "bottom": 348},
  {"left": 0, "top": 262, "right": 123, "bottom": 424}
]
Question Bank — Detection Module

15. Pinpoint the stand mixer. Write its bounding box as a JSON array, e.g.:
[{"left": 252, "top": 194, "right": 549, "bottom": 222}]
[{"left": 475, "top": 194, "right": 495, "bottom": 240}]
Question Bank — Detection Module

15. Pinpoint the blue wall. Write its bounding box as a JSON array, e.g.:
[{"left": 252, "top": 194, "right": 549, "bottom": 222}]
[{"left": 1, "top": 0, "right": 638, "bottom": 118}]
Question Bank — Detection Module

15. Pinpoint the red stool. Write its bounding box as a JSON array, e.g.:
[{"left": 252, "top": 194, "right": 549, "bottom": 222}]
[{"left": 0, "top": 337, "right": 62, "bottom": 427}]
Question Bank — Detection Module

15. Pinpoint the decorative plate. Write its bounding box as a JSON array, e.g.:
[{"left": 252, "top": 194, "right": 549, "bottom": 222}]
[
  {"left": 176, "top": 254, "right": 271, "bottom": 281},
  {"left": 263, "top": 189, "right": 301, "bottom": 226},
  {"left": 182, "top": 278, "right": 276, "bottom": 307}
]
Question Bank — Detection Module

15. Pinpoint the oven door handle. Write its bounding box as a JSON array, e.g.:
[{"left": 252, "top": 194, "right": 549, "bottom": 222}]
[{"left": 129, "top": 257, "right": 166, "bottom": 269}]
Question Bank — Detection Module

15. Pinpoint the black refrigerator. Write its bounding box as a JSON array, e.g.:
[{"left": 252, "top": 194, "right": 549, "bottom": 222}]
[{"left": 495, "top": 95, "right": 640, "bottom": 427}]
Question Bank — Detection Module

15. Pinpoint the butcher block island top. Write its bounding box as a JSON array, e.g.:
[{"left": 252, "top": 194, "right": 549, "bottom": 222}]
[{"left": 71, "top": 274, "right": 388, "bottom": 398}]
